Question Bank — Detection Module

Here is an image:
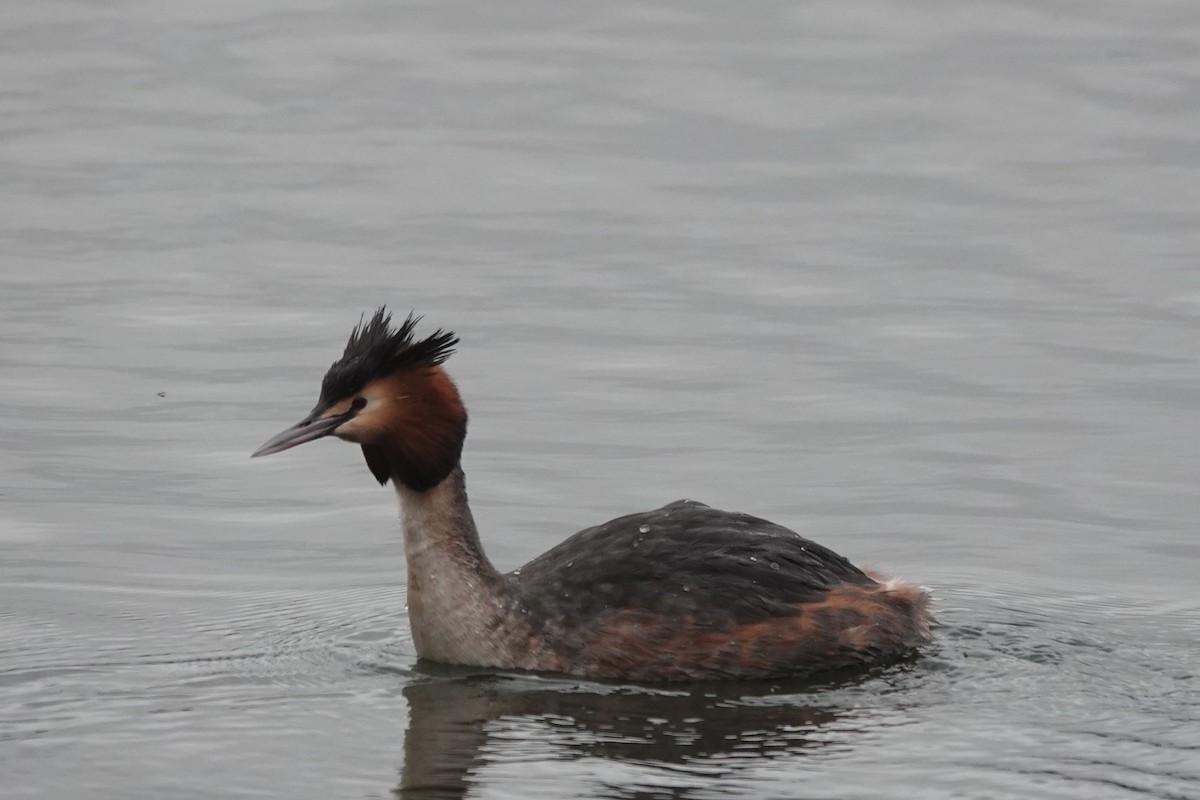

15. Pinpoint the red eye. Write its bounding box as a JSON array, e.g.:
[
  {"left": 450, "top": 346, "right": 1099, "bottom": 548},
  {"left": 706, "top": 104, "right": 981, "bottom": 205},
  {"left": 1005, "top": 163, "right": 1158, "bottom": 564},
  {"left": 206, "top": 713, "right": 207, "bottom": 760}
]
[{"left": 351, "top": 396, "right": 367, "bottom": 411}]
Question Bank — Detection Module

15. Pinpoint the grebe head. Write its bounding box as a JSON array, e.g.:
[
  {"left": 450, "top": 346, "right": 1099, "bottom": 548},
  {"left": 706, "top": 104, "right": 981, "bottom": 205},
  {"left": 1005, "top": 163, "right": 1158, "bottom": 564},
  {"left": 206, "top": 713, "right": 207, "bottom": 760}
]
[{"left": 252, "top": 307, "right": 466, "bottom": 490}]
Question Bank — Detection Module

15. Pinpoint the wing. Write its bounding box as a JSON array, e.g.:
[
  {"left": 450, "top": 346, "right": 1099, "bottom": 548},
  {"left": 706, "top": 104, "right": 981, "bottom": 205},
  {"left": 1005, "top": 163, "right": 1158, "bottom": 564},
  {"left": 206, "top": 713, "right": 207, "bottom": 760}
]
[{"left": 510, "top": 499, "right": 876, "bottom": 632}]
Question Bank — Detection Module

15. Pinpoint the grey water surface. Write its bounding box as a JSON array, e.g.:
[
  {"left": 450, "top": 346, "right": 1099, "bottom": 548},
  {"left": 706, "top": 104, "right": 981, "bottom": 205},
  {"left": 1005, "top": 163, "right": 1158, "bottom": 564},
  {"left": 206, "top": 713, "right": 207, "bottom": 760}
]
[{"left": 2, "top": 1, "right": 1199, "bottom": 798}]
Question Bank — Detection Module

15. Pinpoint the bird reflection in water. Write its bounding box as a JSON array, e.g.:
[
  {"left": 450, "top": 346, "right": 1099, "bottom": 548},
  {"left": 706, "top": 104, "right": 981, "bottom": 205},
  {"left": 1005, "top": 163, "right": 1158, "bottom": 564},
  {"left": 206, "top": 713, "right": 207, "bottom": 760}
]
[{"left": 392, "top": 668, "right": 879, "bottom": 799}]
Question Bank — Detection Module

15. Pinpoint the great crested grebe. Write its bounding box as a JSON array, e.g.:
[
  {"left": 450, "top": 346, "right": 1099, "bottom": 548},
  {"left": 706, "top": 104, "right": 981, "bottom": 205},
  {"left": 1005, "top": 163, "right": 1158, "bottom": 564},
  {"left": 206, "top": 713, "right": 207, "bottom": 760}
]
[{"left": 253, "top": 309, "right": 931, "bottom": 682}]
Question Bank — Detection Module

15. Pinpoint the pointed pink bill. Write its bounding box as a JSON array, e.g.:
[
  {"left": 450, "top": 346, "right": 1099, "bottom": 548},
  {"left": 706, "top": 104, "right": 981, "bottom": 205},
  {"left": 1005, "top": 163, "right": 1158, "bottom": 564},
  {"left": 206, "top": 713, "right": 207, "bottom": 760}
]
[{"left": 251, "top": 412, "right": 344, "bottom": 457}]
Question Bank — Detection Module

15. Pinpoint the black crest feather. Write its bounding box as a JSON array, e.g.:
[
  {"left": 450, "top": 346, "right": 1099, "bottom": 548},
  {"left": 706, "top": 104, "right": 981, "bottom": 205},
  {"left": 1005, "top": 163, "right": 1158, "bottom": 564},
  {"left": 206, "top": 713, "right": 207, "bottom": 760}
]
[{"left": 318, "top": 307, "right": 458, "bottom": 406}]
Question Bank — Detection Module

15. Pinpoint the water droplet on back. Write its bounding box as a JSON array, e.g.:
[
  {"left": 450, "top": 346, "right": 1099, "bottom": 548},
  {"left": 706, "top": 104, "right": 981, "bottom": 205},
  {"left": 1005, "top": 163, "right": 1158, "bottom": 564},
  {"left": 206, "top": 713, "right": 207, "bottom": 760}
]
[{"left": 638, "top": 524, "right": 651, "bottom": 534}]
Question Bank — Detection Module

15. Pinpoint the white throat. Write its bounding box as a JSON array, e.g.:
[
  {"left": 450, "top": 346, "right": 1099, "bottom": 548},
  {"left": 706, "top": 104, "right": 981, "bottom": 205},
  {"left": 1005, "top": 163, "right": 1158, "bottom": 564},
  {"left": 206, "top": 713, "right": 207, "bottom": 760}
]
[{"left": 393, "top": 469, "right": 510, "bottom": 665}]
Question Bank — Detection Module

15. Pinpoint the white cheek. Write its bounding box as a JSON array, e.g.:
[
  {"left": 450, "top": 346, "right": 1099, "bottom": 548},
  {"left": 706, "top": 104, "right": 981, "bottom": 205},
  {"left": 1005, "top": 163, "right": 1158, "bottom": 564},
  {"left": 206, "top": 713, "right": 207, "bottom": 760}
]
[
  {"left": 333, "top": 396, "right": 390, "bottom": 441},
  {"left": 333, "top": 416, "right": 368, "bottom": 441}
]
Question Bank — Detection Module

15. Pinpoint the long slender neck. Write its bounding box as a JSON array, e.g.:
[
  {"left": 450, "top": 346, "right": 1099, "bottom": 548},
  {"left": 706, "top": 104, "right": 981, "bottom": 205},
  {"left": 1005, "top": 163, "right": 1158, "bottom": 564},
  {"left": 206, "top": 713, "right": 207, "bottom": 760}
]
[{"left": 394, "top": 465, "right": 511, "bottom": 664}]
